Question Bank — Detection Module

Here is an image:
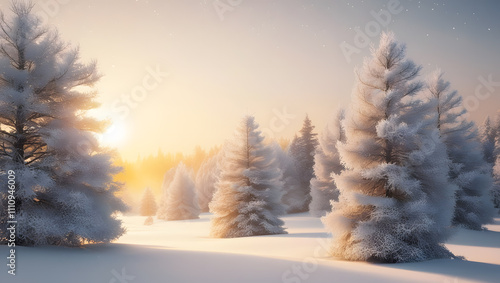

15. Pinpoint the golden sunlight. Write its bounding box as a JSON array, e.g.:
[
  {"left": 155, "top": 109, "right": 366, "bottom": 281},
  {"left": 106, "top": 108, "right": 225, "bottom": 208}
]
[{"left": 100, "top": 120, "right": 128, "bottom": 147}]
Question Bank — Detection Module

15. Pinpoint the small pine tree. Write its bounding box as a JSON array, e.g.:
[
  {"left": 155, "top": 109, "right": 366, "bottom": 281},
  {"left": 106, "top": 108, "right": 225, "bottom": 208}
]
[
  {"left": 195, "top": 151, "right": 222, "bottom": 212},
  {"left": 309, "top": 109, "right": 345, "bottom": 217},
  {"left": 144, "top": 216, "right": 154, "bottom": 226},
  {"left": 161, "top": 163, "right": 199, "bottom": 221},
  {"left": 428, "top": 70, "right": 495, "bottom": 230},
  {"left": 157, "top": 167, "right": 176, "bottom": 220},
  {"left": 272, "top": 142, "right": 302, "bottom": 213},
  {"left": 281, "top": 135, "right": 307, "bottom": 213},
  {"left": 479, "top": 114, "right": 500, "bottom": 211},
  {"left": 322, "top": 32, "right": 456, "bottom": 263},
  {"left": 282, "top": 115, "right": 318, "bottom": 213},
  {"left": 480, "top": 116, "right": 498, "bottom": 165},
  {"left": 493, "top": 155, "right": 500, "bottom": 209},
  {"left": 210, "top": 116, "right": 287, "bottom": 238},
  {"left": 140, "top": 187, "right": 157, "bottom": 216}
]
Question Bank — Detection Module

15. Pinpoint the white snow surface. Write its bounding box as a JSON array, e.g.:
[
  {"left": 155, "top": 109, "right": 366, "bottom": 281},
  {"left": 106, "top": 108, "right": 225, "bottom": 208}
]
[{"left": 1, "top": 214, "right": 499, "bottom": 283}]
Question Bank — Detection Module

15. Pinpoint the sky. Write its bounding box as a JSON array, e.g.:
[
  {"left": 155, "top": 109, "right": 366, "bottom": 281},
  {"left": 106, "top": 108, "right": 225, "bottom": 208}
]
[{"left": 1, "top": 0, "right": 499, "bottom": 161}]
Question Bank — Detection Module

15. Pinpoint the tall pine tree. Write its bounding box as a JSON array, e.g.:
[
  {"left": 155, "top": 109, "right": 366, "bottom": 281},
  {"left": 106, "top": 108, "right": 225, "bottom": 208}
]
[
  {"left": 309, "top": 109, "right": 345, "bottom": 217},
  {"left": 428, "top": 70, "right": 495, "bottom": 230},
  {"left": 0, "top": 2, "right": 126, "bottom": 246},
  {"left": 322, "top": 33, "right": 457, "bottom": 263},
  {"left": 282, "top": 115, "right": 318, "bottom": 213}
]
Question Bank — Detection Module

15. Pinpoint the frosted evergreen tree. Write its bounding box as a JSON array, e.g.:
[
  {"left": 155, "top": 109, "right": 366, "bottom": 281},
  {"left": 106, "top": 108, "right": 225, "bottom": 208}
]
[
  {"left": 428, "top": 70, "right": 495, "bottom": 230},
  {"left": 139, "top": 187, "right": 157, "bottom": 217},
  {"left": 144, "top": 216, "right": 154, "bottom": 226},
  {"left": 480, "top": 116, "right": 498, "bottom": 165},
  {"left": 210, "top": 116, "right": 287, "bottom": 238},
  {"left": 479, "top": 114, "right": 500, "bottom": 210},
  {"left": 161, "top": 162, "right": 199, "bottom": 221},
  {"left": 309, "top": 109, "right": 345, "bottom": 217},
  {"left": 281, "top": 135, "right": 308, "bottom": 213},
  {"left": 157, "top": 167, "right": 175, "bottom": 220},
  {"left": 282, "top": 116, "right": 318, "bottom": 213},
  {"left": 195, "top": 151, "right": 222, "bottom": 212},
  {"left": 0, "top": 2, "right": 126, "bottom": 246},
  {"left": 322, "top": 33, "right": 457, "bottom": 263},
  {"left": 493, "top": 153, "right": 500, "bottom": 209},
  {"left": 272, "top": 142, "right": 302, "bottom": 210}
]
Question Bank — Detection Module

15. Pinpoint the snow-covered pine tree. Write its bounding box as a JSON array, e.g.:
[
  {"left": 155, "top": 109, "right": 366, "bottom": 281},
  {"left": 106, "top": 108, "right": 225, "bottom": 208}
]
[
  {"left": 144, "top": 216, "right": 154, "bottom": 226},
  {"left": 0, "top": 2, "right": 126, "bottom": 246},
  {"left": 161, "top": 162, "right": 199, "bottom": 220},
  {"left": 282, "top": 116, "right": 318, "bottom": 213},
  {"left": 428, "top": 70, "right": 495, "bottom": 230},
  {"left": 210, "top": 116, "right": 286, "bottom": 237},
  {"left": 480, "top": 116, "right": 498, "bottom": 165},
  {"left": 140, "top": 187, "right": 157, "bottom": 216},
  {"left": 281, "top": 135, "right": 307, "bottom": 213},
  {"left": 309, "top": 109, "right": 345, "bottom": 217},
  {"left": 157, "top": 167, "right": 175, "bottom": 220},
  {"left": 322, "top": 32, "right": 457, "bottom": 263},
  {"left": 195, "top": 151, "right": 222, "bottom": 212},
  {"left": 479, "top": 114, "right": 500, "bottom": 210},
  {"left": 493, "top": 153, "right": 500, "bottom": 209},
  {"left": 272, "top": 142, "right": 302, "bottom": 211}
]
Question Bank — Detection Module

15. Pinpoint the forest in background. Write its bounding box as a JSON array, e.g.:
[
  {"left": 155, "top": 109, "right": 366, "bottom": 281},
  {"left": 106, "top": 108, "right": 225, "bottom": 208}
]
[
  {"left": 114, "top": 146, "right": 217, "bottom": 196},
  {"left": 115, "top": 138, "right": 291, "bottom": 203}
]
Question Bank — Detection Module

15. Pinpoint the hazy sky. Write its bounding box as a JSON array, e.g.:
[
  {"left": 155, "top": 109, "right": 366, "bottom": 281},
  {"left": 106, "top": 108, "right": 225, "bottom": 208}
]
[{"left": 1, "top": 0, "right": 499, "bottom": 160}]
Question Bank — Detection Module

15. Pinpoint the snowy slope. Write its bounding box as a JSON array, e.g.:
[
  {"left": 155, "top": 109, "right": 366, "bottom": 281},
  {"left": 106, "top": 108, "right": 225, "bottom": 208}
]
[{"left": 1, "top": 214, "right": 499, "bottom": 283}]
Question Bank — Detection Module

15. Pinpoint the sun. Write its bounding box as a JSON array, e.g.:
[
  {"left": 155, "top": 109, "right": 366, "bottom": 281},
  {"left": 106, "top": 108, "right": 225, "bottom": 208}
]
[{"left": 100, "top": 120, "right": 128, "bottom": 147}]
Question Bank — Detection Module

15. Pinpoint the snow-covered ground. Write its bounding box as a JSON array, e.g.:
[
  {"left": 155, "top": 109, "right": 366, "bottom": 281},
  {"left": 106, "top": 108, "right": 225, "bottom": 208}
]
[{"left": 1, "top": 213, "right": 500, "bottom": 283}]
